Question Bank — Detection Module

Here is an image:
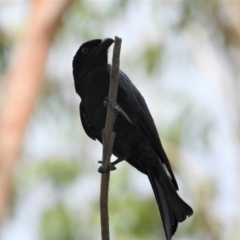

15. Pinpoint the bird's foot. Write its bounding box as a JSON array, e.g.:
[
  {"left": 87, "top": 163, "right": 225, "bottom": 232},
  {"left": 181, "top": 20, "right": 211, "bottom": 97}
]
[
  {"left": 98, "top": 162, "right": 116, "bottom": 173},
  {"left": 98, "top": 156, "right": 126, "bottom": 174},
  {"left": 103, "top": 97, "right": 135, "bottom": 126}
]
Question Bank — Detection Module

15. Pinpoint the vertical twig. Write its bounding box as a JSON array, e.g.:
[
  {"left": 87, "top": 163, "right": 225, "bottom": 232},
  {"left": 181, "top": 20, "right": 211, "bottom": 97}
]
[{"left": 100, "top": 36, "right": 122, "bottom": 240}]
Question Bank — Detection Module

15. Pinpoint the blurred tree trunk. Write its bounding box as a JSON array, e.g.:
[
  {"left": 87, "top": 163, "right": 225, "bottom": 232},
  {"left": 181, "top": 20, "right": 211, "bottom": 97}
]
[{"left": 0, "top": 0, "right": 72, "bottom": 224}]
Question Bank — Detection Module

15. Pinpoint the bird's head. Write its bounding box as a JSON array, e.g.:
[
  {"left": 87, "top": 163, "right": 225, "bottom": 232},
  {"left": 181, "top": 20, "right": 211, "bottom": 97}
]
[{"left": 72, "top": 38, "right": 114, "bottom": 78}]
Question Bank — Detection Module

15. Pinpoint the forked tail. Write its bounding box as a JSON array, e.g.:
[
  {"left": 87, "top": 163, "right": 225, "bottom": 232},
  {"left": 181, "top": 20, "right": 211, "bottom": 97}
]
[{"left": 147, "top": 159, "right": 193, "bottom": 240}]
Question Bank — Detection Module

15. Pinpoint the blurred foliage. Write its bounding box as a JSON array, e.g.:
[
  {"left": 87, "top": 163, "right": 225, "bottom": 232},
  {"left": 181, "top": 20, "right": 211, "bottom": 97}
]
[
  {"left": 179, "top": 0, "right": 219, "bottom": 28},
  {"left": 111, "top": 195, "right": 163, "bottom": 239},
  {"left": 165, "top": 102, "right": 213, "bottom": 151},
  {"left": 109, "top": 167, "right": 164, "bottom": 239},
  {"left": 0, "top": 27, "right": 9, "bottom": 75},
  {"left": 40, "top": 203, "right": 75, "bottom": 240},
  {"left": 179, "top": 0, "right": 240, "bottom": 48},
  {"left": 34, "top": 160, "right": 80, "bottom": 186},
  {"left": 16, "top": 160, "right": 81, "bottom": 188},
  {"left": 143, "top": 44, "right": 163, "bottom": 75},
  {"left": 61, "top": 0, "right": 128, "bottom": 40}
]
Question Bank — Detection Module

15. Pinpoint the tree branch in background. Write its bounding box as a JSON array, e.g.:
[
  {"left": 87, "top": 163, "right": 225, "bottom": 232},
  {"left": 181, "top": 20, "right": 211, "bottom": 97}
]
[
  {"left": 100, "top": 36, "right": 122, "bottom": 240},
  {"left": 0, "top": 0, "right": 72, "bottom": 224}
]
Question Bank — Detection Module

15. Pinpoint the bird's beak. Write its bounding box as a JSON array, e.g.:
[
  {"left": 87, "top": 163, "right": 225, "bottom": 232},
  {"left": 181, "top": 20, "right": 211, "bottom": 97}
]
[{"left": 91, "top": 38, "right": 114, "bottom": 55}]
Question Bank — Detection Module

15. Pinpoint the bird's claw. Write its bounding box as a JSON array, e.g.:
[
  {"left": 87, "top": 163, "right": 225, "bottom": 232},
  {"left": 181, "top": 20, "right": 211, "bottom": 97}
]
[
  {"left": 98, "top": 161, "right": 117, "bottom": 173},
  {"left": 97, "top": 156, "right": 127, "bottom": 173}
]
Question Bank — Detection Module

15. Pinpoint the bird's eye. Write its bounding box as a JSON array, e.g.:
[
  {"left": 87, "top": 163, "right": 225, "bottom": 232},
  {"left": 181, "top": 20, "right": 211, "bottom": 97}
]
[{"left": 82, "top": 47, "right": 89, "bottom": 54}]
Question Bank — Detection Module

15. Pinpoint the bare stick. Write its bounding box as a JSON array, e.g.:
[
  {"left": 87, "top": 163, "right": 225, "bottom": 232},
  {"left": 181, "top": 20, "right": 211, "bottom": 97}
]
[{"left": 100, "top": 36, "right": 122, "bottom": 240}]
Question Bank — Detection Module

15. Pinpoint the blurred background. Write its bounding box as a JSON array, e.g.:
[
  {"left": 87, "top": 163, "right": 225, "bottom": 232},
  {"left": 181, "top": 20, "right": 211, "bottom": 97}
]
[{"left": 0, "top": 0, "right": 239, "bottom": 239}]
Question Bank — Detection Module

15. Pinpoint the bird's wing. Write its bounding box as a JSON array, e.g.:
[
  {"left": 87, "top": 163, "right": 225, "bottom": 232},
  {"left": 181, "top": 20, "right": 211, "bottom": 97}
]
[
  {"left": 79, "top": 101, "right": 98, "bottom": 141},
  {"left": 116, "top": 68, "right": 178, "bottom": 190}
]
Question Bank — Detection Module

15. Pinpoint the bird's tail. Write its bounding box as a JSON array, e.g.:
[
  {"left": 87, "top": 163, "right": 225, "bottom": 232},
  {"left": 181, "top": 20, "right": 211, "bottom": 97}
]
[{"left": 147, "top": 158, "right": 193, "bottom": 240}]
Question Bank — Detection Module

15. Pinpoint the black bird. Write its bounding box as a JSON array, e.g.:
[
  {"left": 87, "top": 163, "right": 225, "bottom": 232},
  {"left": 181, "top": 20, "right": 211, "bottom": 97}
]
[{"left": 72, "top": 38, "right": 193, "bottom": 240}]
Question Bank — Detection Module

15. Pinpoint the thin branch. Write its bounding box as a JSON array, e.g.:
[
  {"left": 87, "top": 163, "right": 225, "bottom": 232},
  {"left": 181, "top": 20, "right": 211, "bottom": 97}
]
[{"left": 100, "top": 36, "right": 122, "bottom": 240}]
